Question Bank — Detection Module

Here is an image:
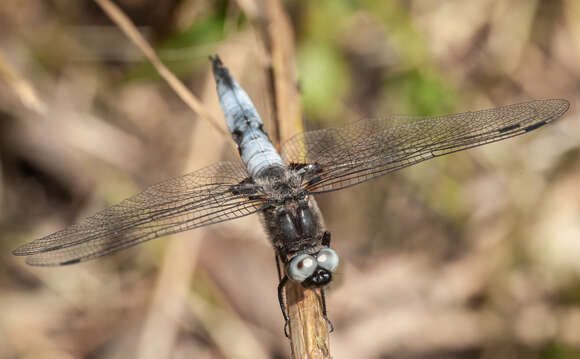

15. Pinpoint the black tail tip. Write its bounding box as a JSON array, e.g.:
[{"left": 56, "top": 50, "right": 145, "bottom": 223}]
[
  {"left": 209, "top": 54, "right": 233, "bottom": 85},
  {"left": 209, "top": 54, "right": 223, "bottom": 69}
]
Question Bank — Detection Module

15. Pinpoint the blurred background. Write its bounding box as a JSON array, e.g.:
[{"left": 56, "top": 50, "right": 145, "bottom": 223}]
[{"left": 0, "top": 0, "right": 579, "bottom": 358}]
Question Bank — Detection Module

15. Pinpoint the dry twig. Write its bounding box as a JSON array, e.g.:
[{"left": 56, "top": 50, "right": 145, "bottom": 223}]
[
  {"left": 0, "top": 52, "right": 46, "bottom": 114},
  {"left": 243, "top": 0, "right": 332, "bottom": 357},
  {"left": 93, "top": 0, "right": 226, "bottom": 136}
]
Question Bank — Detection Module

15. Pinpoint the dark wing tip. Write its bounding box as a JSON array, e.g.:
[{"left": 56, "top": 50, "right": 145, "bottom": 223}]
[
  {"left": 22, "top": 249, "right": 87, "bottom": 266},
  {"left": 536, "top": 98, "right": 570, "bottom": 126},
  {"left": 59, "top": 258, "right": 82, "bottom": 265},
  {"left": 554, "top": 98, "right": 570, "bottom": 115},
  {"left": 540, "top": 98, "right": 570, "bottom": 117},
  {"left": 12, "top": 237, "right": 56, "bottom": 256},
  {"left": 12, "top": 244, "right": 31, "bottom": 256},
  {"left": 24, "top": 256, "right": 78, "bottom": 267},
  {"left": 515, "top": 98, "right": 570, "bottom": 133}
]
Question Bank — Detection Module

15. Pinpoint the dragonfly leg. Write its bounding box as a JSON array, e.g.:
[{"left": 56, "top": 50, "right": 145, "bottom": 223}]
[
  {"left": 322, "top": 231, "right": 331, "bottom": 246},
  {"left": 275, "top": 255, "right": 283, "bottom": 282},
  {"left": 278, "top": 276, "right": 290, "bottom": 337},
  {"left": 320, "top": 288, "right": 334, "bottom": 333}
]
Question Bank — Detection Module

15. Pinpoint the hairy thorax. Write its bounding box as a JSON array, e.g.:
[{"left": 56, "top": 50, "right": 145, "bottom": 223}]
[{"left": 254, "top": 166, "right": 326, "bottom": 262}]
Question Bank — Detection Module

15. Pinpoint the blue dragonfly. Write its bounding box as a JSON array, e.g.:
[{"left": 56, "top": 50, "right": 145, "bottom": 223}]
[{"left": 13, "top": 55, "right": 570, "bottom": 335}]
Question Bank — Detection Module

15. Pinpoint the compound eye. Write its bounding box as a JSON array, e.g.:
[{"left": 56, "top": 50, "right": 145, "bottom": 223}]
[
  {"left": 287, "top": 254, "right": 317, "bottom": 282},
  {"left": 316, "top": 248, "right": 339, "bottom": 272}
]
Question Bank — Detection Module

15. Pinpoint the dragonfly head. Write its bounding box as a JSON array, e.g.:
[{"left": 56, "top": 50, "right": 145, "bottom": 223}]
[
  {"left": 302, "top": 268, "right": 332, "bottom": 288},
  {"left": 286, "top": 248, "right": 339, "bottom": 287}
]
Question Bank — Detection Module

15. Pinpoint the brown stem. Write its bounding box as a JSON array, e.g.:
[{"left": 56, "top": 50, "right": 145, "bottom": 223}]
[
  {"left": 249, "top": 0, "right": 333, "bottom": 355},
  {"left": 286, "top": 281, "right": 332, "bottom": 358}
]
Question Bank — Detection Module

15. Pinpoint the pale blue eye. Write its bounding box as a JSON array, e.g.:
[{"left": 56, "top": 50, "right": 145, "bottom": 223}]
[
  {"left": 316, "top": 248, "right": 339, "bottom": 272},
  {"left": 287, "top": 254, "right": 316, "bottom": 282}
]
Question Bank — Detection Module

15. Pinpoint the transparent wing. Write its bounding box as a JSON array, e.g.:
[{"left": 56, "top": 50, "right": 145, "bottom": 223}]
[
  {"left": 282, "top": 99, "right": 569, "bottom": 193},
  {"left": 13, "top": 162, "right": 266, "bottom": 266}
]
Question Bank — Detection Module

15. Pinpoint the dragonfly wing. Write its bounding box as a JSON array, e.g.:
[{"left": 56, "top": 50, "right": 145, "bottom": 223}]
[
  {"left": 13, "top": 161, "right": 266, "bottom": 266},
  {"left": 281, "top": 99, "right": 569, "bottom": 194}
]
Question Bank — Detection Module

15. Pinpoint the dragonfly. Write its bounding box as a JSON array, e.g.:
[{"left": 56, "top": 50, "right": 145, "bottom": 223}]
[{"left": 13, "top": 55, "right": 569, "bottom": 336}]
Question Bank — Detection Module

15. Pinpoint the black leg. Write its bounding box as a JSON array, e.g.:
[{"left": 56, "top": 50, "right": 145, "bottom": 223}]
[
  {"left": 322, "top": 231, "right": 331, "bottom": 246},
  {"left": 320, "top": 288, "right": 334, "bottom": 333},
  {"left": 277, "top": 276, "right": 290, "bottom": 337},
  {"left": 275, "top": 255, "right": 283, "bottom": 282}
]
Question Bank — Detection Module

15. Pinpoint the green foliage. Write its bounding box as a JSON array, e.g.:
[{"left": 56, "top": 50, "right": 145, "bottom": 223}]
[
  {"left": 382, "top": 68, "right": 457, "bottom": 116},
  {"left": 163, "top": 16, "right": 227, "bottom": 49},
  {"left": 127, "top": 13, "right": 233, "bottom": 81},
  {"left": 541, "top": 342, "right": 580, "bottom": 359},
  {"left": 297, "top": 42, "right": 349, "bottom": 120}
]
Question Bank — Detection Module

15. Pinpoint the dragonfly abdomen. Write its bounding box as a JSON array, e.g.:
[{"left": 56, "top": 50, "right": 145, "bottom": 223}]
[{"left": 211, "top": 56, "right": 284, "bottom": 178}]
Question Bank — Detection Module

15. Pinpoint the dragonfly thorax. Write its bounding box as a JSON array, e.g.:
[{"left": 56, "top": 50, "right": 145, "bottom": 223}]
[
  {"left": 261, "top": 192, "right": 326, "bottom": 259},
  {"left": 253, "top": 166, "right": 305, "bottom": 203}
]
